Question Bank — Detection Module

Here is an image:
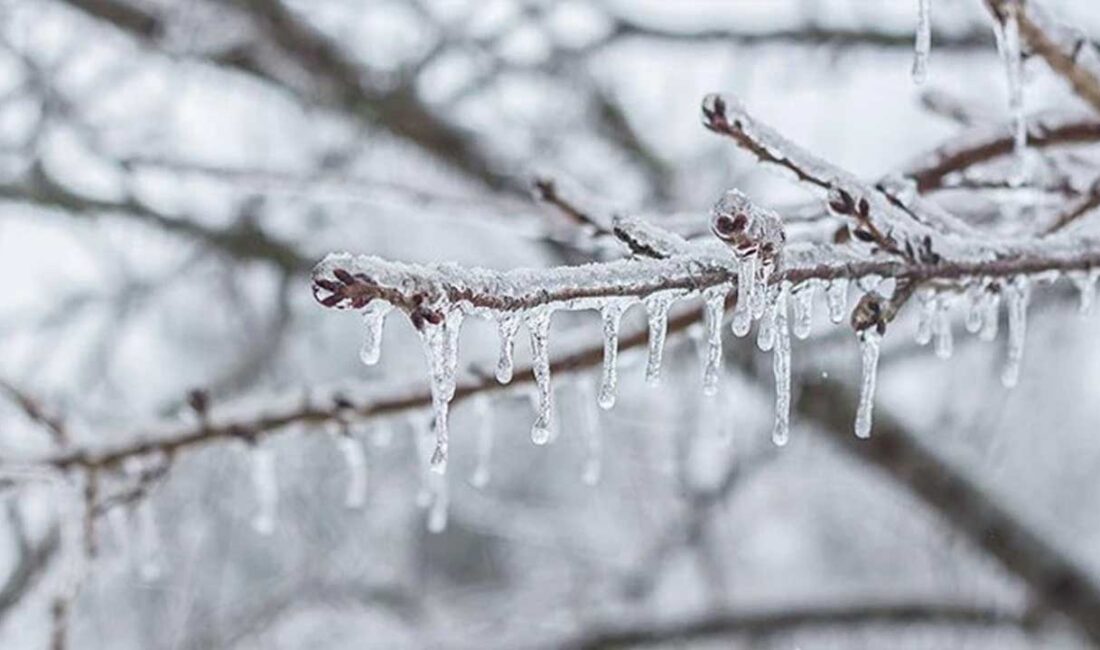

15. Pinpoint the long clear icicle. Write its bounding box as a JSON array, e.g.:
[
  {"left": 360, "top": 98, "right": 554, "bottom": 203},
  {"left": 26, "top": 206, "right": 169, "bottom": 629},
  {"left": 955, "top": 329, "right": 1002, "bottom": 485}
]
[
  {"left": 527, "top": 308, "right": 554, "bottom": 445},
  {"left": 826, "top": 278, "right": 848, "bottom": 324},
  {"left": 912, "top": 0, "right": 932, "bottom": 84},
  {"left": 338, "top": 434, "right": 367, "bottom": 509},
  {"left": 994, "top": 2, "right": 1027, "bottom": 171},
  {"left": 756, "top": 284, "right": 779, "bottom": 352},
  {"left": 1069, "top": 270, "right": 1099, "bottom": 314},
  {"left": 933, "top": 298, "right": 954, "bottom": 359},
  {"left": 358, "top": 301, "right": 392, "bottom": 366},
  {"left": 772, "top": 283, "right": 792, "bottom": 447},
  {"left": 580, "top": 379, "right": 602, "bottom": 486},
  {"left": 1001, "top": 275, "right": 1031, "bottom": 388},
  {"left": 854, "top": 329, "right": 882, "bottom": 439},
  {"left": 471, "top": 397, "right": 493, "bottom": 488},
  {"left": 702, "top": 287, "right": 726, "bottom": 397},
  {"left": 598, "top": 301, "right": 626, "bottom": 410},
  {"left": 420, "top": 309, "right": 463, "bottom": 474},
  {"left": 791, "top": 281, "right": 815, "bottom": 340},
  {"left": 250, "top": 446, "right": 277, "bottom": 535},
  {"left": 644, "top": 292, "right": 673, "bottom": 385},
  {"left": 732, "top": 253, "right": 757, "bottom": 336},
  {"left": 495, "top": 313, "right": 521, "bottom": 384}
]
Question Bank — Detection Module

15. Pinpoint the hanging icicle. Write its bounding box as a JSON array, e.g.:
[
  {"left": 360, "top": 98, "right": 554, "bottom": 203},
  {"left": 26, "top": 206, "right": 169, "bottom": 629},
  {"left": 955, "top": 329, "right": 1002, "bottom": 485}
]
[
  {"left": 1001, "top": 275, "right": 1031, "bottom": 388},
  {"left": 756, "top": 284, "right": 779, "bottom": 352},
  {"left": 1069, "top": 270, "right": 1099, "bottom": 314},
  {"left": 979, "top": 283, "right": 1001, "bottom": 342},
  {"left": 358, "top": 301, "right": 393, "bottom": 367},
  {"left": 527, "top": 308, "right": 554, "bottom": 445},
  {"left": 826, "top": 278, "right": 849, "bottom": 324},
  {"left": 772, "top": 283, "right": 792, "bottom": 446},
  {"left": 598, "top": 301, "right": 627, "bottom": 410},
  {"left": 933, "top": 298, "right": 954, "bottom": 360},
  {"left": 791, "top": 281, "right": 815, "bottom": 340},
  {"left": 854, "top": 328, "right": 882, "bottom": 439},
  {"left": 993, "top": 1, "right": 1028, "bottom": 176},
  {"left": 732, "top": 253, "right": 757, "bottom": 336},
  {"left": 644, "top": 292, "right": 673, "bottom": 385},
  {"left": 915, "top": 290, "right": 935, "bottom": 345},
  {"left": 912, "top": 0, "right": 932, "bottom": 84},
  {"left": 702, "top": 287, "right": 727, "bottom": 397},
  {"left": 495, "top": 312, "right": 521, "bottom": 384},
  {"left": 419, "top": 309, "right": 464, "bottom": 474}
]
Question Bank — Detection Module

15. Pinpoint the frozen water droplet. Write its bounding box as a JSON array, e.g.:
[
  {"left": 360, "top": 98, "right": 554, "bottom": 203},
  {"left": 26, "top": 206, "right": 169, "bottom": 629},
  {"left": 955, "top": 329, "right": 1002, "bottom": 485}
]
[
  {"left": 854, "top": 329, "right": 882, "bottom": 439},
  {"left": 495, "top": 313, "right": 521, "bottom": 384},
  {"left": 826, "top": 278, "right": 849, "bottom": 324},
  {"left": 912, "top": 0, "right": 932, "bottom": 84},
  {"left": 471, "top": 397, "right": 493, "bottom": 488},
  {"left": 527, "top": 308, "right": 554, "bottom": 445},
  {"left": 702, "top": 287, "right": 727, "bottom": 396},
  {"left": 250, "top": 446, "right": 277, "bottom": 535},
  {"left": 933, "top": 297, "right": 954, "bottom": 359},
  {"left": 732, "top": 253, "right": 757, "bottom": 336},
  {"left": 358, "top": 301, "right": 392, "bottom": 367},
  {"left": 1069, "top": 270, "right": 1099, "bottom": 314},
  {"left": 1001, "top": 275, "right": 1030, "bottom": 388},
  {"left": 644, "top": 292, "right": 674, "bottom": 385},
  {"left": 791, "top": 281, "right": 815, "bottom": 340},
  {"left": 338, "top": 434, "right": 367, "bottom": 509},
  {"left": 772, "top": 283, "right": 792, "bottom": 447},
  {"left": 598, "top": 301, "right": 627, "bottom": 409},
  {"left": 915, "top": 289, "right": 935, "bottom": 345}
]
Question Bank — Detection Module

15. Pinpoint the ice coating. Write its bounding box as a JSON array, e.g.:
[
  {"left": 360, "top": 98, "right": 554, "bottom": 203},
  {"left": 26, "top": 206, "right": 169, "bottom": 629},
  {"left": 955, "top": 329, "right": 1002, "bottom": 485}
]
[
  {"left": 772, "top": 283, "right": 792, "bottom": 446},
  {"left": 965, "top": 282, "right": 985, "bottom": 333},
  {"left": 701, "top": 287, "right": 727, "bottom": 397},
  {"left": 527, "top": 308, "right": 554, "bottom": 445},
  {"left": 710, "top": 189, "right": 785, "bottom": 334},
  {"left": 854, "top": 329, "right": 882, "bottom": 439}
]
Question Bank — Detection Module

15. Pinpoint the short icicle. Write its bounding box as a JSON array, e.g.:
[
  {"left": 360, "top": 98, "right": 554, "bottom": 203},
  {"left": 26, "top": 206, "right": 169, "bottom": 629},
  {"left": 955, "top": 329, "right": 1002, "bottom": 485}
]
[
  {"left": 1069, "top": 270, "right": 1099, "bottom": 314},
  {"left": 826, "top": 278, "right": 849, "bottom": 324},
  {"left": 644, "top": 292, "right": 673, "bottom": 385},
  {"left": 854, "top": 328, "right": 882, "bottom": 439},
  {"left": 933, "top": 298, "right": 954, "bottom": 359},
  {"left": 527, "top": 308, "right": 555, "bottom": 445},
  {"left": 338, "top": 433, "right": 368, "bottom": 509},
  {"left": 358, "top": 301, "right": 393, "bottom": 367},
  {"left": 732, "top": 253, "right": 757, "bottom": 336},
  {"left": 1001, "top": 275, "right": 1031, "bottom": 388},
  {"left": 772, "top": 283, "right": 792, "bottom": 447},
  {"left": 791, "top": 281, "right": 815, "bottom": 340},
  {"left": 471, "top": 397, "right": 494, "bottom": 488},
  {"left": 702, "top": 287, "right": 727, "bottom": 397},
  {"left": 250, "top": 445, "right": 278, "bottom": 535},
  {"left": 965, "top": 282, "right": 985, "bottom": 333},
  {"left": 495, "top": 312, "right": 521, "bottom": 384},
  {"left": 598, "top": 301, "right": 626, "bottom": 410},
  {"left": 912, "top": 0, "right": 932, "bottom": 84},
  {"left": 979, "top": 284, "right": 1001, "bottom": 342}
]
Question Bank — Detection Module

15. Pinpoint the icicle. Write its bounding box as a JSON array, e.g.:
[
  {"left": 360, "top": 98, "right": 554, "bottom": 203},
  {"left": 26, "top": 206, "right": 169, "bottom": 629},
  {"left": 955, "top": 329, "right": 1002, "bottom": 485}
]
[
  {"left": 756, "top": 284, "right": 779, "bottom": 352},
  {"left": 1001, "top": 275, "right": 1031, "bottom": 388},
  {"left": 772, "top": 283, "right": 792, "bottom": 447},
  {"left": 933, "top": 298, "right": 954, "bottom": 359},
  {"left": 358, "top": 301, "right": 392, "bottom": 367},
  {"left": 915, "top": 290, "right": 935, "bottom": 345},
  {"left": 250, "top": 446, "right": 277, "bottom": 535},
  {"left": 965, "top": 283, "right": 985, "bottom": 333},
  {"left": 598, "top": 301, "right": 626, "bottom": 409},
  {"left": 854, "top": 328, "right": 882, "bottom": 439},
  {"left": 471, "top": 397, "right": 493, "bottom": 488},
  {"left": 419, "top": 311, "right": 459, "bottom": 475},
  {"left": 136, "top": 499, "right": 163, "bottom": 581},
  {"left": 580, "top": 379, "right": 602, "bottom": 486},
  {"left": 979, "top": 285, "right": 1001, "bottom": 342},
  {"left": 426, "top": 471, "right": 449, "bottom": 534},
  {"left": 732, "top": 253, "right": 757, "bottom": 336},
  {"left": 495, "top": 313, "right": 521, "bottom": 384},
  {"left": 338, "top": 434, "right": 367, "bottom": 509},
  {"left": 912, "top": 0, "right": 932, "bottom": 84},
  {"left": 826, "top": 278, "right": 849, "bottom": 324},
  {"left": 994, "top": 2, "right": 1027, "bottom": 171},
  {"left": 1069, "top": 270, "right": 1099, "bottom": 314},
  {"left": 702, "top": 287, "right": 726, "bottom": 397},
  {"left": 527, "top": 308, "right": 554, "bottom": 445},
  {"left": 750, "top": 260, "right": 774, "bottom": 320},
  {"left": 791, "top": 281, "right": 815, "bottom": 340},
  {"left": 644, "top": 292, "right": 673, "bottom": 385}
]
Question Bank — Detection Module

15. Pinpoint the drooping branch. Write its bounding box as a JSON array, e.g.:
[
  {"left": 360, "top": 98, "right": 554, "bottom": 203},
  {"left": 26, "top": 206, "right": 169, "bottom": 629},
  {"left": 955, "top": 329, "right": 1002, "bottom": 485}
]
[{"left": 559, "top": 599, "right": 1031, "bottom": 650}]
